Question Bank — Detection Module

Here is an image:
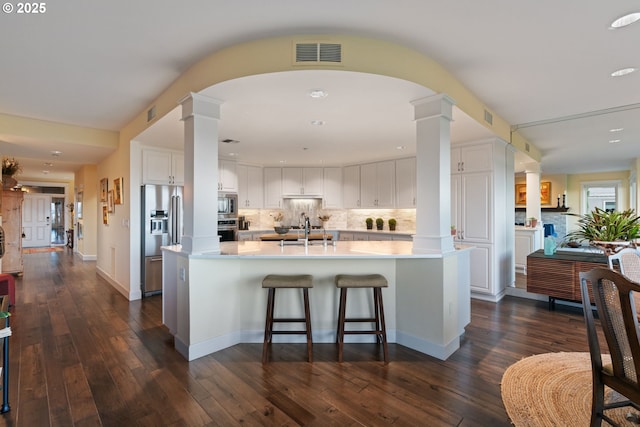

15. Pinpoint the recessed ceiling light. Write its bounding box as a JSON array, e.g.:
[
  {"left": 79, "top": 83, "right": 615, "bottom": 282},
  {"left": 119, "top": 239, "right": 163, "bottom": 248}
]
[
  {"left": 43, "top": 162, "right": 53, "bottom": 167},
  {"left": 609, "top": 128, "right": 624, "bottom": 132},
  {"left": 42, "top": 170, "right": 50, "bottom": 174},
  {"left": 609, "top": 139, "right": 622, "bottom": 144},
  {"left": 611, "top": 67, "right": 637, "bottom": 77},
  {"left": 50, "top": 150, "right": 62, "bottom": 157},
  {"left": 396, "top": 145, "right": 406, "bottom": 150},
  {"left": 310, "top": 120, "right": 325, "bottom": 126},
  {"left": 279, "top": 160, "right": 287, "bottom": 164},
  {"left": 221, "top": 139, "right": 239, "bottom": 144},
  {"left": 309, "top": 89, "right": 328, "bottom": 98},
  {"left": 610, "top": 12, "right": 640, "bottom": 29},
  {"left": 228, "top": 152, "right": 237, "bottom": 157}
]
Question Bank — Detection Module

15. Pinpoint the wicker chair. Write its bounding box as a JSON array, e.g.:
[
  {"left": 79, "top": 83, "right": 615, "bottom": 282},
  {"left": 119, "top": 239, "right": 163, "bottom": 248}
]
[
  {"left": 580, "top": 267, "right": 640, "bottom": 426},
  {"left": 608, "top": 248, "right": 640, "bottom": 318}
]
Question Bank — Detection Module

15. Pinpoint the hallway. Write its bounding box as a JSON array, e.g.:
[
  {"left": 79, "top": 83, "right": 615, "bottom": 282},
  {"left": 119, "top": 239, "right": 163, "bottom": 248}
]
[{"left": 1, "top": 250, "right": 590, "bottom": 426}]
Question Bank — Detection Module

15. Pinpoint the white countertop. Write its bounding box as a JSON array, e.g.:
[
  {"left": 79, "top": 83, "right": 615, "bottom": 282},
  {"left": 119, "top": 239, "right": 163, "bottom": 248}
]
[
  {"left": 163, "top": 240, "right": 472, "bottom": 259},
  {"left": 238, "top": 228, "right": 415, "bottom": 235}
]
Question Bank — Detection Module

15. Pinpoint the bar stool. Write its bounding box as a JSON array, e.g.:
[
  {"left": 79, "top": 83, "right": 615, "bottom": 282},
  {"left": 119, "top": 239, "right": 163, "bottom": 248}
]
[
  {"left": 262, "top": 274, "right": 313, "bottom": 363},
  {"left": 335, "top": 274, "right": 388, "bottom": 364}
]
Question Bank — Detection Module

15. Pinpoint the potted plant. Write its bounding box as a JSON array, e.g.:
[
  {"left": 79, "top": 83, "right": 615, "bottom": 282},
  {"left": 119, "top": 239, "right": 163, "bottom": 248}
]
[
  {"left": 375, "top": 217, "right": 384, "bottom": 231},
  {"left": 2, "top": 157, "right": 20, "bottom": 189},
  {"left": 451, "top": 225, "right": 457, "bottom": 236},
  {"left": 528, "top": 217, "right": 538, "bottom": 228},
  {"left": 270, "top": 212, "right": 284, "bottom": 227},
  {"left": 388, "top": 218, "right": 397, "bottom": 231},
  {"left": 365, "top": 217, "right": 373, "bottom": 230},
  {"left": 564, "top": 207, "right": 640, "bottom": 255}
]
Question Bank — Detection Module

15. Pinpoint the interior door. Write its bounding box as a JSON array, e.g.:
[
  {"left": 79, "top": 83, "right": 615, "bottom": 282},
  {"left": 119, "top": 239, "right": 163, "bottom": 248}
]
[{"left": 22, "top": 194, "right": 52, "bottom": 247}]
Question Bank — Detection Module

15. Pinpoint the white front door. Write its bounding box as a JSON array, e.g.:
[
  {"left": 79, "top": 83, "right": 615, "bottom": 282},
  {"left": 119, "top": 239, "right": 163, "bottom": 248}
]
[{"left": 22, "top": 194, "right": 52, "bottom": 248}]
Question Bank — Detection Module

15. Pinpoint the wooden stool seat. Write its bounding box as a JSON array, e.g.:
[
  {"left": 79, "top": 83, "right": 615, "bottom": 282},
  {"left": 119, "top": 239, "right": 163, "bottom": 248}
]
[
  {"left": 335, "top": 274, "right": 388, "bottom": 364},
  {"left": 262, "top": 274, "right": 313, "bottom": 363}
]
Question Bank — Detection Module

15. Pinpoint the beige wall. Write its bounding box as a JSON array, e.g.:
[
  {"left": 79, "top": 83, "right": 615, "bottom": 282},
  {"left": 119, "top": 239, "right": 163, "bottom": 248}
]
[
  {"left": 74, "top": 164, "right": 98, "bottom": 258},
  {"left": 515, "top": 173, "right": 567, "bottom": 208}
]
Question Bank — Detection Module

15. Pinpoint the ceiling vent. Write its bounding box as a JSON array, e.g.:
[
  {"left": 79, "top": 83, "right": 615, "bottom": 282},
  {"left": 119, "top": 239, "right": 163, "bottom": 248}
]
[
  {"left": 484, "top": 109, "right": 493, "bottom": 125},
  {"left": 147, "top": 105, "right": 156, "bottom": 122},
  {"left": 295, "top": 43, "right": 342, "bottom": 64}
]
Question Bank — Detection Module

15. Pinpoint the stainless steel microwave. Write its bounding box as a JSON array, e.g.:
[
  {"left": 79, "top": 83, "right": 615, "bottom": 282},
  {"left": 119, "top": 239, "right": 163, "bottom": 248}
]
[{"left": 218, "top": 193, "right": 238, "bottom": 218}]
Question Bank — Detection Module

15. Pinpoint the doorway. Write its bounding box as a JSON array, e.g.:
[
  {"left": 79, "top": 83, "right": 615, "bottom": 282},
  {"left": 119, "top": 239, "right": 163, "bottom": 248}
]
[
  {"left": 51, "top": 197, "right": 65, "bottom": 245},
  {"left": 22, "top": 194, "right": 52, "bottom": 248}
]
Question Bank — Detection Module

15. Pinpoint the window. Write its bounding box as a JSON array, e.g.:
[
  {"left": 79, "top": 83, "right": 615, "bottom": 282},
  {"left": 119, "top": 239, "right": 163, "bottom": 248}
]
[{"left": 581, "top": 181, "right": 620, "bottom": 213}]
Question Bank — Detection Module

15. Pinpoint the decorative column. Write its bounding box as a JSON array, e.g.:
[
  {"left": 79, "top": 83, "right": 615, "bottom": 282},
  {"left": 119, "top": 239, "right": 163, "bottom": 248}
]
[
  {"left": 411, "top": 94, "right": 456, "bottom": 253},
  {"left": 179, "top": 93, "right": 222, "bottom": 254},
  {"left": 524, "top": 162, "right": 541, "bottom": 226}
]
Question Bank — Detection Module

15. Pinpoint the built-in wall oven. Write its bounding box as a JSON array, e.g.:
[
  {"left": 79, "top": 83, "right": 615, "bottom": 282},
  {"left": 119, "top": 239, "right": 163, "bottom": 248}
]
[
  {"left": 218, "top": 218, "right": 238, "bottom": 242},
  {"left": 218, "top": 193, "right": 238, "bottom": 241}
]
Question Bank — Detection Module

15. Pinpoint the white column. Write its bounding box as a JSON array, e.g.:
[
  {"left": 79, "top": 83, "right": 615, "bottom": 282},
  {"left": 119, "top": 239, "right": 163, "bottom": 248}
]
[
  {"left": 411, "top": 94, "right": 456, "bottom": 253},
  {"left": 524, "top": 162, "right": 541, "bottom": 226},
  {"left": 179, "top": 93, "right": 222, "bottom": 254}
]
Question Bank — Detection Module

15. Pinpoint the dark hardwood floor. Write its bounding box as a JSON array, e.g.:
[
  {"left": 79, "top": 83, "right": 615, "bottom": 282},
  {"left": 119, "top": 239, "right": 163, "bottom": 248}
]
[{"left": 0, "top": 250, "right": 591, "bottom": 426}]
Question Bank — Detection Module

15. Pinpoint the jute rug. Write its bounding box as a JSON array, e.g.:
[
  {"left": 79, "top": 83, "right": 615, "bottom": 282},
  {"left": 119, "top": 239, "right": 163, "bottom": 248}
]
[
  {"left": 501, "top": 352, "right": 640, "bottom": 427},
  {"left": 23, "top": 246, "right": 64, "bottom": 254}
]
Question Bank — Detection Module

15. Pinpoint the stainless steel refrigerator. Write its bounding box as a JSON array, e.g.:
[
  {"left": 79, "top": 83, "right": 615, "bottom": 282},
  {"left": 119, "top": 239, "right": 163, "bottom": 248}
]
[{"left": 141, "top": 184, "right": 183, "bottom": 296}]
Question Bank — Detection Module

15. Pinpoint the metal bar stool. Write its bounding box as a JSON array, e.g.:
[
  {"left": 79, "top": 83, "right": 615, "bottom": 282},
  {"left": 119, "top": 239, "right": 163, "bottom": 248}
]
[
  {"left": 335, "top": 274, "right": 388, "bottom": 364},
  {"left": 262, "top": 274, "right": 313, "bottom": 363}
]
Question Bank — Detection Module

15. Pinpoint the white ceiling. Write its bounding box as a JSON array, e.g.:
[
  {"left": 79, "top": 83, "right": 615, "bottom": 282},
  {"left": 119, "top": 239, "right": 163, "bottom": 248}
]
[{"left": 1, "top": 1, "right": 639, "bottom": 180}]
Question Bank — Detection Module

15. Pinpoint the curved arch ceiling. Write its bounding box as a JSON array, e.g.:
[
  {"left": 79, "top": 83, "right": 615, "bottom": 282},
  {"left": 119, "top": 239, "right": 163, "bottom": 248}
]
[{"left": 135, "top": 69, "right": 496, "bottom": 167}]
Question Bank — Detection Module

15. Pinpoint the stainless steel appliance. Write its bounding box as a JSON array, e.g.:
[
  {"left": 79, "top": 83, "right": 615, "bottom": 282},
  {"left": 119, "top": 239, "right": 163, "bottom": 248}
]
[
  {"left": 218, "top": 193, "right": 238, "bottom": 218},
  {"left": 218, "top": 218, "right": 238, "bottom": 242},
  {"left": 141, "top": 184, "right": 183, "bottom": 296}
]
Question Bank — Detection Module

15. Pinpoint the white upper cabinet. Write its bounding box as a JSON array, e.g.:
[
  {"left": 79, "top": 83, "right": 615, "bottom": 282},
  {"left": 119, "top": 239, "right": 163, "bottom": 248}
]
[
  {"left": 395, "top": 157, "right": 416, "bottom": 208},
  {"left": 342, "top": 165, "right": 361, "bottom": 208},
  {"left": 142, "top": 148, "right": 184, "bottom": 185},
  {"left": 322, "top": 167, "right": 342, "bottom": 209},
  {"left": 451, "top": 143, "right": 493, "bottom": 174},
  {"left": 263, "top": 167, "right": 283, "bottom": 208},
  {"left": 237, "top": 164, "right": 263, "bottom": 208},
  {"left": 282, "top": 167, "right": 323, "bottom": 196},
  {"left": 360, "top": 161, "right": 395, "bottom": 208},
  {"left": 218, "top": 159, "right": 238, "bottom": 192}
]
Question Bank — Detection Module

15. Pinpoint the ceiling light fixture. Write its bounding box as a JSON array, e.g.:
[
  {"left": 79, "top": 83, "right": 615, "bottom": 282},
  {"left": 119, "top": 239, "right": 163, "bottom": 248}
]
[
  {"left": 221, "top": 139, "right": 239, "bottom": 144},
  {"left": 609, "top": 139, "right": 622, "bottom": 144},
  {"left": 611, "top": 67, "right": 637, "bottom": 77},
  {"left": 396, "top": 145, "right": 406, "bottom": 150},
  {"left": 309, "top": 89, "right": 328, "bottom": 98},
  {"left": 310, "top": 120, "right": 325, "bottom": 126},
  {"left": 609, "top": 128, "right": 624, "bottom": 132},
  {"left": 42, "top": 170, "right": 50, "bottom": 174},
  {"left": 51, "top": 150, "right": 62, "bottom": 157},
  {"left": 610, "top": 12, "right": 640, "bottom": 29}
]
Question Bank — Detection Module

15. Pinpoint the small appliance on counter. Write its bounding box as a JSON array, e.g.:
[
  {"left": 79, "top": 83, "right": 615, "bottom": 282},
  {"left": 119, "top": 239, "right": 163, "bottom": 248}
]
[{"left": 238, "top": 216, "right": 249, "bottom": 231}]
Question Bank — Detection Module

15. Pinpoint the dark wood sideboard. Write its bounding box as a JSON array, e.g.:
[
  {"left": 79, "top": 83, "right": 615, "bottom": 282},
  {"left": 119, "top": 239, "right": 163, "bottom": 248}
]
[{"left": 526, "top": 249, "right": 609, "bottom": 308}]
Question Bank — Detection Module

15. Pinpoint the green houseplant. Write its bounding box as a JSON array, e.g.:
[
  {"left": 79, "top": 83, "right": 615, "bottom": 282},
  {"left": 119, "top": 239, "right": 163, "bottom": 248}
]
[
  {"left": 388, "top": 218, "right": 397, "bottom": 231},
  {"left": 564, "top": 207, "right": 640, "bottom": 254},
  {"left": 365, "top": 217, "right": 373, "bottom": 230},
  {"left": 375, "top": 218, "right": 384, "bottom": 231}
]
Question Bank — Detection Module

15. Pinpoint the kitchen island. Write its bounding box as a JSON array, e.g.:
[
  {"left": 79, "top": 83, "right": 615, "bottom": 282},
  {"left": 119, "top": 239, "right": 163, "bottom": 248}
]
[{"left": 162, "top": 240, "right": 472, "bottom": 362}]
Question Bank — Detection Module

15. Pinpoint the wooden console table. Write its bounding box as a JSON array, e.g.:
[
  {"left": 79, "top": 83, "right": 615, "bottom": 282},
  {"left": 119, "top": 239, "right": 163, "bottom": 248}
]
[{"left": 526, "top": 249, "right": 608, "bottom": 309}]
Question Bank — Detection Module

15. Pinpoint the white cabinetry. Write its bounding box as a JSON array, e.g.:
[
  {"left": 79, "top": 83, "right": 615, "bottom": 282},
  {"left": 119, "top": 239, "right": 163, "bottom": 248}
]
[
  {"left": 263, "top": 167, "right": 283, "bottom": 209},
  {"left": 514, "top": 227, "right": 543, "bottom": 274},
  {"left": 360, "top": 161, "right": 395, "bottom": 208},
  {"left": 142, "top": 149, "right": 184, "bottom": 185},
  {"left": 282, "top": 167, "right": 323, "bottom": 196},
  {"left": 343, "top": 165, "right": 360, "bottom": 208},
  {"left": 322, "top": 167, "right": 342, "bottom": 209},
  {"left": 237, "top": 164, "right": 263, "bottom": 208},
  {"left": 451, "top": 140, "right": 513, "bottom": 301},
  {"left": 395, "top": 157, "right": 416, "bottom": 208},
  {"left": 218, "top": 160, "right": 237, "bottom": 192}
]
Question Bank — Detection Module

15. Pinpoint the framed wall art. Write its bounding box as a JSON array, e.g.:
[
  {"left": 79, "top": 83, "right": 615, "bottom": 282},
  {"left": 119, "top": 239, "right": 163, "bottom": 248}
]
[
  {"left": 102, "top": 205, "right": 109, "bottom": 225},
  {"left": 114, "top": 177, "right": 124, "bottom": 204},
  {"left": 515, "top": 181, "right": 552, "bottom": 205},
  {"left": 100, "top": 178, "right": 108, "bottom": 202},
  {"left": 107, "top": 189, "right": 115, "bottom": 213}
]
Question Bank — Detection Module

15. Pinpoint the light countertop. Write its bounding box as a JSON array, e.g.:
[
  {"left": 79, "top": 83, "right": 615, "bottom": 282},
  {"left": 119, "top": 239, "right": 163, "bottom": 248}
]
[{"left": 163, "top": 240, "right": 473, "bottom": 259}]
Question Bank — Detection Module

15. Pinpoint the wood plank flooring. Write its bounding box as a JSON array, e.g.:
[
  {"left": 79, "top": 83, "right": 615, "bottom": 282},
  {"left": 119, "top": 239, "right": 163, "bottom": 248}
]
[{"left": 0, "top": 250, "right": 592, "bottom": 426}]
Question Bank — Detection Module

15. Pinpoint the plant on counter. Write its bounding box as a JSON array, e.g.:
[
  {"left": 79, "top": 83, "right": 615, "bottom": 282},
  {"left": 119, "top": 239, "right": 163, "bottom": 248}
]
[
  {"left": 376, "top": 217, "right": 384, "bottom": 231},
  {"left": 528, "top": 217, "right": 538, "bottom": 228},
  {"left": 451, "top": 225, "right": 457, "bottom": 236},
  {"left": 388, "top": 218, "right": 397, "bottom": 231},
  {"left": 270, "top": 211, "right": 284, "bottom": 226},
  {"left": 365, "top": 217, "right": 373, "bottom": 230},
  {"left": 564, "top": 207, "right": 640, "bottom": 254}
]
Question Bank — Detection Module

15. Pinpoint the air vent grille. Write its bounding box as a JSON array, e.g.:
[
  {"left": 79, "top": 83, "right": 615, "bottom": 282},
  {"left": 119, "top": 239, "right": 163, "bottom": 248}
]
[
  {"left": 295, "top": 43, "right": 342, "bottom": 63},
  {"left": 484, "top": 109, "right": 493, "bottom": 125},
  {"left": 147, "top": 105, "right": 156, "bottom": 122}
]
